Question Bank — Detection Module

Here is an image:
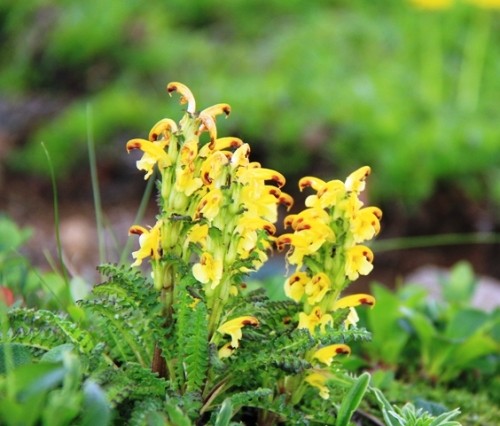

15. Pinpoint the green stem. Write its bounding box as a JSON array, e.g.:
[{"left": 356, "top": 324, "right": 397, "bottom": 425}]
[
  {"left": 457, "top": 10, "right": 490, "bottom": 113},
  {"left": 41, "top": 143, "right": 70, "bottom": 287},
  {"left": 419, "top": 12, "right": 443, "bottom": 106},
  {"left": 86, "top": 104, "right": 106, "bottom": 265},
  {"left": 371, "top": 232, "right": 500, "bottom": 252}
]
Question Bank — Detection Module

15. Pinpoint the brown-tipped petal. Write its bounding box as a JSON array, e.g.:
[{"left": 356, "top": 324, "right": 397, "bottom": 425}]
[
  {"left": 283, "top": 214, "right": 298, "bottom": 229},
  {"left": 200, "top": 103, "right": 232, "bottom": 119},
  {"left": 298, "top": 176, "right": 326, "bottom": 192},
  {"left": 126, "top": 138, "right": 148, "bottom": 153},
  {"left": 128, "top": 225, "right": 147, "bottom": 236},
  {"left": 333, "top": 294, "right": 376, "bottom": 310},
  {"left": 345, "top": 166, "right": 371, "bottom": 193},
  {"left": 279, "top": 193, "right": 294, "bottom": 211},
  {"left": 166, "top": 82, "right": 196, "bottom": 114},
  {"left": 148, "top": 118, "right": 179, "bottom": 141}
]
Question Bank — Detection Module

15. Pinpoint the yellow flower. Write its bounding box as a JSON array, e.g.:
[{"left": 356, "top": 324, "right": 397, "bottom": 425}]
[
  {"left": 298, "top": 307, "right": 333, "bottom": 335},
  {"left": 195, "top": 188, "right": 223, "bottom": 221},
  {"left": 236, "top": 166, "right": 286, "bottom": 188},
  {"left": 333, "top": 293, "right": 376, "bottom": 310},
  {"left": 126, "top": 139, "right": 171, "bottom": 179},
  {"left": 305, "top": 370, "right": 332, "bottom": 399},
  {"left": 192, "top": 252, "right": 223, "bottom": 289},
  {"left": 167, "top": 81, "right": 196, "bottom": 114},
  {"left": 344, "top": 166, "right": 371, "bottom": 194},
  {"left": 200, "top": 151, "right": 229, "bottom": 188},
  {"left": 345, "top": 245, "right": 374, "bottom": 281},
  {"left": 284, "top": 271, "right": 310, "bottom": 302},
  {"left": 306, "top": 180, "right": 346, "bottom": 209},
  {"left": 217, "top": 316, "right": 259, "bottom": 348},
  {"left": 351, "top": 207, "right": 382, "bottom": 243},
  {"left": 218, "top": 342, "right": 235, "bottom": 358},
  {"left": 312, "top": 344, "right": 351, "bottom": 366},
  {"left": 128, "top": 221, "right": 162, "bottom": 266},
  {"left": 199, "top": 103, "right": 231, "bottom": 121},
  {"left": 186, "top": 223, "right": 209, "bottom": 247},
  {"left": 199, "top": 137, "right": 243, "bottom": 158},
  {"left": 148, "top": 118, "right": 178, "bottom": 142},
  {"left": 410, "top": 0, "right": 453, "bottom": 9},
  {"left": 305, "top": 273, "right": 331, "bottom": 305},
  {"left": 276, "top": 232, "right": 324, "bottom": 267}
]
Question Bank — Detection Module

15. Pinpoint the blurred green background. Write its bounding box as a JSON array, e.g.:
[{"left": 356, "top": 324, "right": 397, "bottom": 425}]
[{"left": 0, "top": 0, "right": 499, "bottom": 278}]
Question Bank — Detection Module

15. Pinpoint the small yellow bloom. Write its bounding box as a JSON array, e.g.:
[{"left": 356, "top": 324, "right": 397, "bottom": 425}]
[
  {"left": 305, "top": 370, "right": 331, "bottom": 399},
  {"left": 344, "top": 166, "right": 371, "bottom": 194},
  {"left": 200, "top": 103, "right": 231, "bottom": 121},
  {"left": 217, "top": 316, "right": 259, "bottom": 348},
  {"left": 305, "top": 273, "right": 331, "bottom": 305},
  {"left": 345, "top": 245, "right": 374, "bottom": 281},
  {"left": 166, "top": 81, "right": 196, "bottom": 114},
  {"left": 306, "top": 180, "right": 346, "bottom": 209},
  {"left": 351, "top": 207, "right": 382, "bottom": 243},
  {"left": 148, "top": 118, "right": 178, "bottom": 142},
  {"left": 195, "top": 188, "right": 223, "bottom": 221},
  {"left": 126, "top": 139, "right": 171, "bottom": 179},
  {"left": 200, "top": 151, "right": 229, "bottom": 187},
  {"left": 192, "top": 252, "right": 223, "bottom": 289},
  {"left": 199, "top": 137, "right": 243, "bottom": 158},
  {"left": 236, "top": 166, "right": 286, "bottom": 188},
  {"left": 298, "top": 176, "right": 326, "bottom": 192},
  {"left": 298, "top": 307, "right": 333, "bottom": 335},
  {"left": 218, "top": 342, "right": 235, "bottom": 358},
  {"left": 312, "top": 344, "right": 351, "bottom": 366},
  {"left": 333, "top": 294, "right": 376, "bottom": 310},
  {"left": 284, "top": 271, "right": 310, "bottom": 302},
  {"left": 129, "top": 221, "right": 162, "bottom": 266}
]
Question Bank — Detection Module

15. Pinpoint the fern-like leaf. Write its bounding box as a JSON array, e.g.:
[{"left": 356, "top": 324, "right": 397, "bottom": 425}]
[{"left": 6, "top": 308, "right": 96, "bottom": 354}]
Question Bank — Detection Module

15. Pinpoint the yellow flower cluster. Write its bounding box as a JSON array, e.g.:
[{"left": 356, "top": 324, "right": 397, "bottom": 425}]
[
  {"left": 278, "top": 167, "right": 381, "bottom": 398},
  {"left": 127, "top": 82, "right": 292, "bottom": 334},
  {"left": 278, "top": 166, "right": 381, "bottom": 334}
]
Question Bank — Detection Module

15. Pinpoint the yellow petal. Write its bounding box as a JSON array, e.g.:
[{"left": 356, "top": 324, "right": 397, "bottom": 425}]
[
  {"left": 333, "top": 294, "right": 376, "bottom": 310},
  {"left": 313, "top": 344, "right": 351, "bottom": 366},
  {"left": 166, "top": 81, "right": 196, "bottom": 113},
  {"left": 218, "top": 316, "right": 259, "bottom": 348},
  {"left": 344, "top": 166, "right": 371, "bottom": 193},
  {"left": 148, "top": 118, "right": 178, "bottom": 141},
  {"left": 305, "top": 371, "right": 331, "bottom": 399},
  {"left": 298, "top": 176, "right": 326, "bottom": 192}
]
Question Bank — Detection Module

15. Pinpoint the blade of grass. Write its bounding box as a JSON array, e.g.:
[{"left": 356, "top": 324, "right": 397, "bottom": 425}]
[
  {"left": 372, "top": 232, "right": 500, "bottom": 253},
  {"left": 41, "top": 142, "right": 70, "bottom": 288},
  {"left": 86, "top": 104, "right": 106, "bottom": 265}
]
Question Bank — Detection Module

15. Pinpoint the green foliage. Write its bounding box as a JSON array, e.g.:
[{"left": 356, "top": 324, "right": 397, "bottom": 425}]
[
  {"left": 335, "top": 372, "right": 370, "bottom": 426},
  {"left": 0, "top": 215, "right": 74, "bottom": 310},
  {"left": 2, "top": 1, "right": 500, "bottom": 206},
  {"left": 355, "top": 262, "right": 499, "bottom": 386},
  {"left": 371, "top": 387, "right": 461, "bottom": 426}
]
